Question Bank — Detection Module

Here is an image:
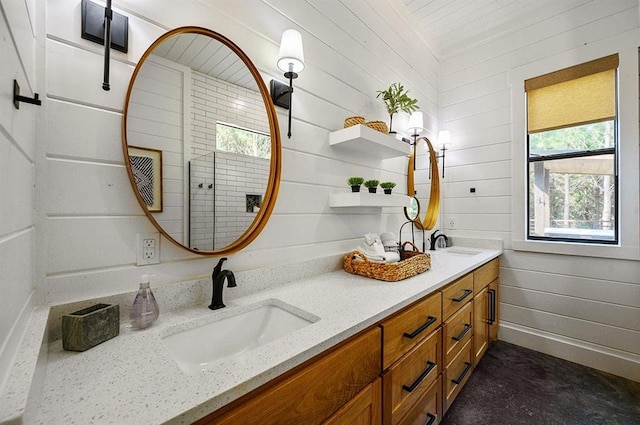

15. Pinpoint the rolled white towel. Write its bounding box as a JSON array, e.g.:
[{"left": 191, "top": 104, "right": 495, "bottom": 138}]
[{"left": 356, "top": 246, "right": 400, "bottom": 263}]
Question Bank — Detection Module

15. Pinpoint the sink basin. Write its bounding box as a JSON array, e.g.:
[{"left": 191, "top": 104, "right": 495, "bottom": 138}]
[
  {"left": 161, "top": 300, "right": 318, "bottom": 374},
  {"left": 444, "top": 248, "right": 482, "bottom": 256}
]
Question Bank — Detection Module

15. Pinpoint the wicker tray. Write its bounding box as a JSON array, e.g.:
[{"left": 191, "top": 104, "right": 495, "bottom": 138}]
[{"left": 343, "top": 250, "right": 431, "bottom": 282}]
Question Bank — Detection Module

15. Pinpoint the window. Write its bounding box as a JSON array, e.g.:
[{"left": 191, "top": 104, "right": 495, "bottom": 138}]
[
  {"left": 525, "top": 54, "right": 618, "bottom": 244},
  {"left": 215, "top": 122, "right": 271, "bottom": 159}
]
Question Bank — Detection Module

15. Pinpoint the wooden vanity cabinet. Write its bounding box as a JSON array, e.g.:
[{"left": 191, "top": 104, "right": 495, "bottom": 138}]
[
  {"left": 382, "top": 328, "right": 441, "bottom": 425},
  {"left": 198, "top": 257, "right": 499, "bottom": 425},
  {"left": 196, "top": 327, "right": 381, "bottom": 425},
  {"left": 441, "top": 271, "right": 475, "bottom": 415},
  {"left": 472, "top": 259, "right": 500, "bottom": 366}
]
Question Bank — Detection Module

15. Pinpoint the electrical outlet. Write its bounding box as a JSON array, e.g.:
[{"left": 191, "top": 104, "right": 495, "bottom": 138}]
[
  {"left": 137, "top": 232, "right": 159, "bottom": 265},
  {"left": 448, "top": 217, "right": 456, "bottom": 229}
]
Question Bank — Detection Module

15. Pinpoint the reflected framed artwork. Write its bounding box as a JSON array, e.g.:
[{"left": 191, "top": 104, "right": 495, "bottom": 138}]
[{"left": 128, "top": 146, "right": 163, "bottom": 212}]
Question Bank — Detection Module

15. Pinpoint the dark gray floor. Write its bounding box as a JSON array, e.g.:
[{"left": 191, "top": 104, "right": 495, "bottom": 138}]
[{"left": 441, "top": 341, "right": 640, "bottom": 425}]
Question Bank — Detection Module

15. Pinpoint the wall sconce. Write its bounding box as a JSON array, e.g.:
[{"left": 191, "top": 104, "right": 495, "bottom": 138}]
[
  {"left": 270, "top": 29, "right": 305, "bottom": 139},
  {"left": 81, "top": 0, "right": 129, "bottom": 91},
  {"left": 434, "top": 130, "right": 451, "bottom": 179},
  {"left": 407, "top": 111, "right": 425, "bottom": 143},
  {"left": 406, "top": 112, "right": 450, "bottom": 179}
]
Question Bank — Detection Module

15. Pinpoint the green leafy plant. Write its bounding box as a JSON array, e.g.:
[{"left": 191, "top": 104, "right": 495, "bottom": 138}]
[
  {"left": 364, "top": 179, "right": 379, "bottom": 189},
  {"left": 380, "top": 181, "right": 396, "bottom": 194},
  {"left": 376, "top": 83, "right": 419, "bottom": 132},
  {"left": 347, "top": 177, "right": 365, "bottom": 186}
]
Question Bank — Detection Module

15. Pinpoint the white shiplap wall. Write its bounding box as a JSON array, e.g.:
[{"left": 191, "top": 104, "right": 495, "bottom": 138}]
[
  {"left": 440, "top": 0, "right": 640, "bottom": 380},
  {"left": 0, "top": 0, "right": 37, "bottom": 386},
  {"left": 41, "top": 0, "right": 438, "bottom": 305}
]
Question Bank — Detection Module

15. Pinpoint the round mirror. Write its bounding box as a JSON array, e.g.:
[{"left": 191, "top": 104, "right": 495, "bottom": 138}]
[
  {"left": 407, "top": 136, "right": 440, "bottom": 230},
  {"left": 404, "top": 197, "right": 421, "bottom": 221},
  {"left": 122, "top": 27, "right": 281, "bottom": 255}
]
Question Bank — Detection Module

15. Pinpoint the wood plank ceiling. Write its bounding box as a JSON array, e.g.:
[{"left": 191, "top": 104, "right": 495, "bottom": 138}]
[{"left": 400, "top": 0, "right": 577, "bottom": 56}]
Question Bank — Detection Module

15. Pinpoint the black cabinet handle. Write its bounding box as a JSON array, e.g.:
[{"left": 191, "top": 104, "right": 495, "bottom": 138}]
[
  {"left": 451, "top": 362, "right": 472, "bottom": 385},
  {"left": 451, "top": 323, "right": 472, "bottom": 342},
  {"left": 403, "top": 316, "right": 437, "bottom": 339},
  {"left": 452, "top": 289, "right": 472, "bottom": 302},
  {"left": 425, "top": 413, "right": 436, "bottom": 425},
  {"left": 488, "top": 288, "right": 496, "bottom": 325},
  {"left": 402, "top": 361, "right": 436, "bottom": 393}
]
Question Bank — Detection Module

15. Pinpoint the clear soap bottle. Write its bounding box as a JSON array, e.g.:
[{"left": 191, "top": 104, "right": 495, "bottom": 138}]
[{"left": 130, "top": 275, "right": 159, "bottom": 329}]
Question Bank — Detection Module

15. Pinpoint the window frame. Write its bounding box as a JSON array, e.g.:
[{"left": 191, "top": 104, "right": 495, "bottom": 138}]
[
  {"left": 510, "top": 43, "right": 639, "bottom": 261},
  {"left": 215, "top": 121, "right": 271, "bottom": 159},
  {"left": 525, "top": 122, "right": 619, "bottom": 245}
]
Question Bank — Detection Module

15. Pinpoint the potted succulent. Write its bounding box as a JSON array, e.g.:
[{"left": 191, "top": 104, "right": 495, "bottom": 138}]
[
  {"left": 380, "top": 182, "right": 396, "bottom": 195},
  {"left": 347, "top": 176, "right": 365, "bottom": 192},
  {"left": 364, "top": 179, "right": 379, "bottom": 193},
  {"left": 376, "top": 83, "right": 419, "bottom": 133}
]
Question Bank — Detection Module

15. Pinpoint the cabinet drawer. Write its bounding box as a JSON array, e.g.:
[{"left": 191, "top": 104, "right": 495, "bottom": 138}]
[
  {"left": 442, "top": 274, "right": 473, "bottom": 320},
  {"left": 382, "top": 328, "right": 441, "bottom": 425},
  {"left": 473, "top": 258, "right": 499, "bottom": 293},
  {"left": 398, "top": 376, "right": 442, "bottom": 425},
  {"left": 381, "top": 292, "right": 442, "bottom": 369},
  {"left": 443, "top": 300, "right": 473, "bottom": 365},
  {"left": 444, "top": 338, "right": 474, "bottom": 413},
  {"left": 202, "top": 328, "right": 382, "bottom": 425}
]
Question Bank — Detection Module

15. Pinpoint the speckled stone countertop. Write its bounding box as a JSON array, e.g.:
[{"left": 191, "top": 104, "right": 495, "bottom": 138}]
[{"left": 1, "top": 245, "right": 501, "bottom": 425}]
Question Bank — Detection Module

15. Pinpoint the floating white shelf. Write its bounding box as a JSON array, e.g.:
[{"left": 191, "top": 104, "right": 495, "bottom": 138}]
[
  {"left": 329, "top": 124, "right": 411, "bottom": 159},
  {"left": 329, "top": 192, "right": 411, "bottom": 208}
]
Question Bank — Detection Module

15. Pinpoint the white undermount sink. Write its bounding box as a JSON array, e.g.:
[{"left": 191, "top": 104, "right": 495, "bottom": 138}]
[
  {"left": 443, "top": 247, "right": 482, "bottom": 256},
  {"left": 161, "top": 300, "right": 318, "bottom": 374}
]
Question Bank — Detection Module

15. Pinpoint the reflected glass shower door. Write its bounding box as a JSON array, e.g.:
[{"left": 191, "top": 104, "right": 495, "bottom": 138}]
[{"left": 189, "top": 151, "right": 215, "bottom": 251}]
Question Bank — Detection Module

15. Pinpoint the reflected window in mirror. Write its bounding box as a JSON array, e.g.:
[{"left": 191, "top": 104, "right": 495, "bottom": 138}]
[{"left": 216, "top": 122, "right": 271, "bottom": 159}]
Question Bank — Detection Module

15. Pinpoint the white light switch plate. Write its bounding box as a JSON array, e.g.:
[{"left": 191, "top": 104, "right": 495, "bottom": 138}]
[{"left": 137, "top": 232, "right": 160, "bottom": 265}]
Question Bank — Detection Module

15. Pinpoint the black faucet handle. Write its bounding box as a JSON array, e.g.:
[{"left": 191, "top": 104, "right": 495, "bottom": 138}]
[{"left": 213, "top": 257, "right": 228, "bottom": 278}]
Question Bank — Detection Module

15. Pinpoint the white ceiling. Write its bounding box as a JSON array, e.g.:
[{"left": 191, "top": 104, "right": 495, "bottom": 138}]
[
  {"left": 152, "top": 33, "right": 256, "bottom": 90},
  {"left": 400, "top": 0, "right": 585, "bottom": 56}
]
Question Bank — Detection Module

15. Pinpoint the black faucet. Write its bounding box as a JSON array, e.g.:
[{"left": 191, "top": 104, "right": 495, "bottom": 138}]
[
  {"left": 429, "top": 230, "right": 448, "bottom": 251},
  {"left": 209, "top": 258, "right": 236, "bottom": 310}
]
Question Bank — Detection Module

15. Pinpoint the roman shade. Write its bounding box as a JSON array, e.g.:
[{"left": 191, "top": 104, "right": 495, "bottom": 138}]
[{"left": 525, "top": 54, "right": 618, "bottom": 134}]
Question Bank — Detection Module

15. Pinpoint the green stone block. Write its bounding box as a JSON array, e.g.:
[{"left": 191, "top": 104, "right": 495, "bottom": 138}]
[{"left": 62, "top": 303, "right": 120, "bottom": 352}]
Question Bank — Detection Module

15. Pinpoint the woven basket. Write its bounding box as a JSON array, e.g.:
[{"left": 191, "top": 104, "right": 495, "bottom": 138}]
[
  {"left": 400, "top": 241, "right": 422, "bottom": 261},
  {"left": 344, "top": 115, "right": 365, "bottom": 128},
  {"left": 344, "top": 250, "right": 431, "bottom": 282},
  {"left": 365, "top": 120, "right": 389, "bottom": 134}
]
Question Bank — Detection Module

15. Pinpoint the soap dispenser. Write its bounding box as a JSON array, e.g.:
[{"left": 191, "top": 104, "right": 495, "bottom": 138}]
[{"left": 130, "top": 275, "right": 159, "bottom": 329}]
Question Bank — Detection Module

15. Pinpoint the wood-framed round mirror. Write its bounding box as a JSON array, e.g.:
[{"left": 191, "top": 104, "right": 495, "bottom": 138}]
[
  {"left": 407, "top": 136, "right": 440, "bottom": 230},
  {"left": 122, "top": 26, "right": 281, "bottom": 255}
]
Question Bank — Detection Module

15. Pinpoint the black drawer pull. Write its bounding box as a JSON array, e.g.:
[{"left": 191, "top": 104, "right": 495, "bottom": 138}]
[
  {"left": 425, "top": 413, "right": 436, "bottom": 425},
  {"left": 452, "top": 289, "right": 472, "bottom": 302},
  {"left": 451, "top": 323, "right": 472, "bottom": 342},
  {"left": 451, "top": 362, "right": 472, "bottom": 385},
  {"left": 403, "top": 316, "right": 437, "bottom": 339},
  {"left": 488, "top": 288, "right": 496, "bottom": 325},
  {"left": 402, "top": 361, "right": 436, "bottom": 393}
]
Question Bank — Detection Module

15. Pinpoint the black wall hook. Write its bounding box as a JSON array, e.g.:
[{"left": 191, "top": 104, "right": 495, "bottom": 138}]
[{"left": 13, "top": 80, "right": 41, "bottom": 109}]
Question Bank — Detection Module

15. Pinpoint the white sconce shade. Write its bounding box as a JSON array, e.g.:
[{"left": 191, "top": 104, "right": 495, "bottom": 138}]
[
  {"left": 277, "top": 29, "right": 305, "bottom": 73},
  {"left": 438, "top": 130, "right": 451, "bottom": 147},
  {"left": 407, "top": 111, "right": 424, "bottom": 135}
]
